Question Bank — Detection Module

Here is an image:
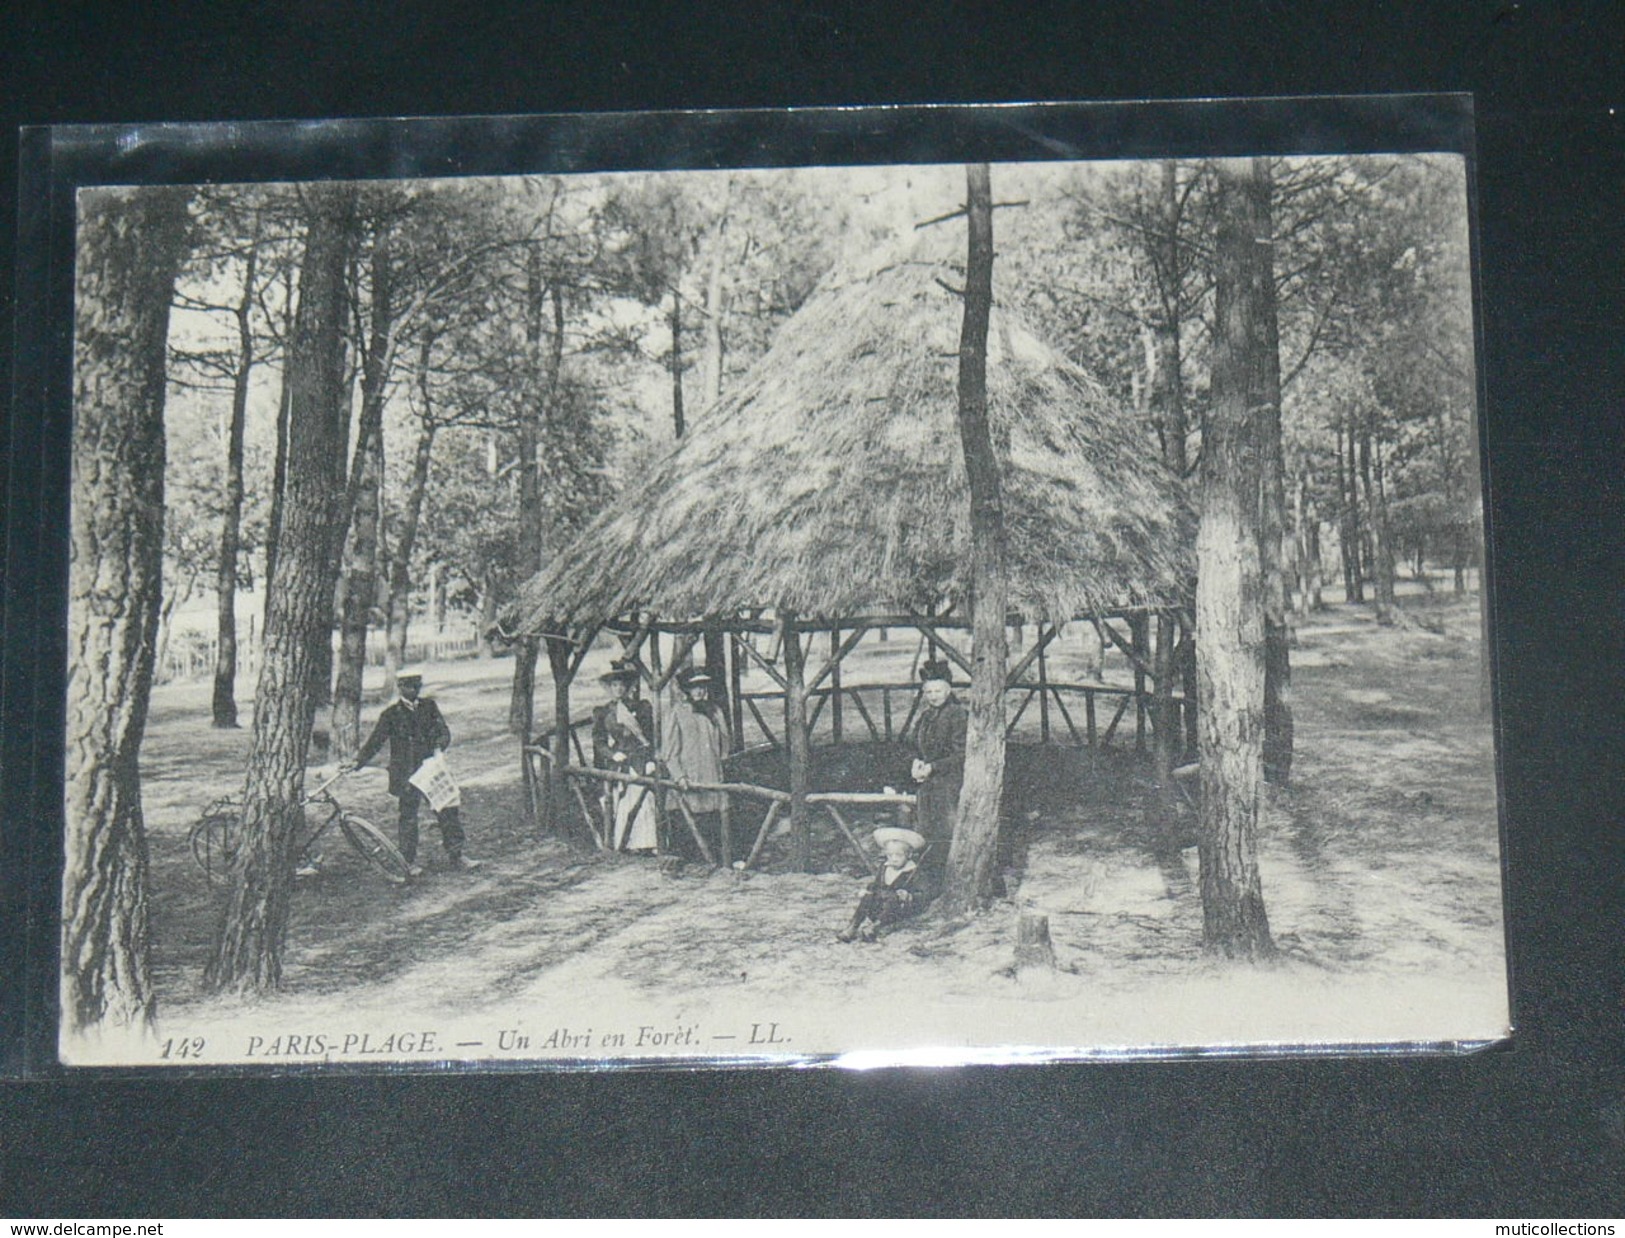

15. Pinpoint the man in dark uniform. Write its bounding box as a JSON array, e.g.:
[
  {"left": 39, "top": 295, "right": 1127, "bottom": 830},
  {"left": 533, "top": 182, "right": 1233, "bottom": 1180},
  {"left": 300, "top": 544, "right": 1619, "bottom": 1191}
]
[
  {"left": 345, "top": 668, "right": 479, "bottom": 873},
  {"left": 910, "top": 658, "right": 966, "bottom": 886}
]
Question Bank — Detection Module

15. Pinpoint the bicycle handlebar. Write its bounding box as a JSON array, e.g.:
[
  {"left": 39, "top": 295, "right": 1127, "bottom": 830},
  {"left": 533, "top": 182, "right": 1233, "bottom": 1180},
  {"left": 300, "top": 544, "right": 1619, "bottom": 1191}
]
[{"left": 306, "top": 768, "right": 350, "bottom": 800}]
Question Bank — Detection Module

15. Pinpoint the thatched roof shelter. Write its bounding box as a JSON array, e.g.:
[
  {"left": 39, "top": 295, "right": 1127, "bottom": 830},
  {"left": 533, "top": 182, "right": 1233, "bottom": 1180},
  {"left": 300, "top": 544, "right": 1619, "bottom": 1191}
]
[
  {"left": 510, "top": 239, "right": 1198, "bottom": 858},
  {"left": 508, "top": 242, "right": 1191, "bottom": 636}
]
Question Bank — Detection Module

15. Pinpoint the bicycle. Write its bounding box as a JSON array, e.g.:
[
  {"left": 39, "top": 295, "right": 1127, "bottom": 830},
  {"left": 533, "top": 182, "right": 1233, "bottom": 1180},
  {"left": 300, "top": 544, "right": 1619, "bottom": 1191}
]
[{"left": 189, "top": 771, "right": 414, "bottom": 886}]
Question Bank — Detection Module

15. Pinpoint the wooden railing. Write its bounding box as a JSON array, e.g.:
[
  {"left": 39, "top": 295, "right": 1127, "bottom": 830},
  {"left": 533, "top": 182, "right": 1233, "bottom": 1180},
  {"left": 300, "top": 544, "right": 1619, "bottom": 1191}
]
[
  {"left": 734, "top": 679, "right": 1178, "bottom": 751},
  {"left": 522, "top": 745, "right": 915, "bottom": 871}
]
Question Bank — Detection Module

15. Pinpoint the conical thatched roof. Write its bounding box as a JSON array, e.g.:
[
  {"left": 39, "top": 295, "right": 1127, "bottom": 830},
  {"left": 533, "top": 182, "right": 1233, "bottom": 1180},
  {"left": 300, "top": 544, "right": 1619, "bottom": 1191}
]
[{"left": 509, "top": 242, "right": 1191, "bottom": 634}]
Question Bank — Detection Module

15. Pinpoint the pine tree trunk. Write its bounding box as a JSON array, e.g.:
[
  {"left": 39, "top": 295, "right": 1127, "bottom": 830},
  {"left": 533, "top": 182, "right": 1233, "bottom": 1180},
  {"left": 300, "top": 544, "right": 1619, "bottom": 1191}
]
[
  {"left": 509, "top": 260, "right": 564, "bottom": 739},
  {"left": 479, "top": 570, "right": 499, "bottom": 658},
  {"left": 1154, "top": 159, "right": 1189, "bottom": 477},
  {"left": 941, "top": 163, "right": 1009, "bottom": 913},
  {"left": 332, "top": 236, "right": 394, "bottom": 761},
  {"left": 263, "top": 264, "right": 297, "bottom": 628},
  {"left": 385, "top": 339, "right": 441, "bottom": 696},
  {"left": 385, "top": 417, "right": 435, "bottom": 698},
  {"left": 1292, "top": 473, "right": 1310, "bottom": 619},
  {"left": 63, "top": 186, "right": 191, "bottom": 1036},
  {"left": 669, "top": 293, "right": 685, "bottom": 439},
  {"left": 1368, "top": 423, "right": 1397, "bottom": 624},
  {"left": 1295, "top": 473, "right": 1328, "bottom": 617},
  {"left": 509, "top": 641, "right": 539, "bottom": 741},
  {"left": 431, "top": 563, "right": 447, "bottom": 632},
  {"left": 1251, "top": 159, "right": 1294, "bottom": 785},
  {"left": 306, "top": 602, "right": 334, "bottom": 719},
  {"left": 330, "top": 429, "right": 383, "bottom": 759},
  {"left": 1147, "top": 167, "right": 1187, "bottom": 798},
  {"left": 208, "top": 185, "right": 357, "bottom": 992},
  {"left": 1339, "top": 423, "right": 1364, "bottom": 603},
  {"left": 1305, "top": 486, "right": 1326, "bottom": 611},
  {"left": 1360, "top": 420, "right": 1394, "bottom": 624},
  {"left": 700, "top": 183, "right": 731, "bottom": 411},
  {"left": 1195, "top": 160, "right": 1275, "bottom": 961},
  {"left": 304, "top": 249, "right": 356, "bottom": 716},
  {"left": 1149, "top": 161, "right": 1201, "bottom": 769},
  {"left": 384, "top": 582, "right": 408, "bottom": 698},
  {"left": 212, "top": 226, "right": 260, "bottom": 729},
  {"left": 1334, "top": 429, "right": 1351, "bottom": 602},
  {"left": 154, "top": 566, "right": 198, "bottom": 688},
  {"left": 509, "top": 378, "right": 542, "bottom": 738}
]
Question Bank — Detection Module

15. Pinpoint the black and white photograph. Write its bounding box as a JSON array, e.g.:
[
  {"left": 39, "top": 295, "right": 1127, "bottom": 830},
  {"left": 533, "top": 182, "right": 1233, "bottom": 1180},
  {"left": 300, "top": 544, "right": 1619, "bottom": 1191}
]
[{"left": 58, "top": 134, "right": 1507, "bottom": 1068}]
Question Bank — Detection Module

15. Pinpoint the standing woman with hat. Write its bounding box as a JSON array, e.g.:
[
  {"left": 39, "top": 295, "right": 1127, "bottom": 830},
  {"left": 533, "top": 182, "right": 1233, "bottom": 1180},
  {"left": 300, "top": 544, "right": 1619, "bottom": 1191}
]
[
  {"left": 346, "top": 668, "right": 478, "bottom": 873},
  {"left": 910, "top": 659, "right": 966, "bottom": 885},
  {"left": 661, "top": 667, "right": 731, "bottom": 861},
  {"left": 592, "top": 661, "right": 659, "bottom": 851}
]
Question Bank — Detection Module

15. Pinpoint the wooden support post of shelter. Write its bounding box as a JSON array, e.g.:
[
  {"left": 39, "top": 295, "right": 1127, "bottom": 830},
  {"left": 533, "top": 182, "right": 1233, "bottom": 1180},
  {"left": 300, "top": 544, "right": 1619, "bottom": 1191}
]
[
  {"left": 830, "top": 627, "right": 843, "bottom": 745},
  {"left": 1037, "top": 621, "right": 1052, "bottom": 743},
  {"left": 1153, "top": 612, "right": 1178, "bottom": 782},
  {"left": 703, "top": 621, "right": 728, "bottom": 700},
  {"left": 1131, "top": 612, "right": 1149, "bottom": 753},
  {"left": 781, "top": 614, "right": 813, "bottom": 872},
  {"left": 728, "top": 629, "right": 745, "bottom": 754},
  {"left": 543, "top": 635, "right": 575, "bottom": 837}
]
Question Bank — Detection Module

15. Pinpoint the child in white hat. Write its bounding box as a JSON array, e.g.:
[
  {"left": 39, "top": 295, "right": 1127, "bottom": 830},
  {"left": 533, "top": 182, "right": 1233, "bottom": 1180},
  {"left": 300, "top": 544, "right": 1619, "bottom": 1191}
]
[{"left": 837, "top": 826, "right": 931, "bottom": 942}]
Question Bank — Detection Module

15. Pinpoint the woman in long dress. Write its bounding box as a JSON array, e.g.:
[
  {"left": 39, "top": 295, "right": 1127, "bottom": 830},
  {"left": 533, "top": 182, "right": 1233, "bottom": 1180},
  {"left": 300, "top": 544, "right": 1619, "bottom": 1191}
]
[
  {"left": 592, "top": 663, "right": 659, "bottom": 851},
  {"left": 909, "top": 658, "right": 966, "bottom": 885}
]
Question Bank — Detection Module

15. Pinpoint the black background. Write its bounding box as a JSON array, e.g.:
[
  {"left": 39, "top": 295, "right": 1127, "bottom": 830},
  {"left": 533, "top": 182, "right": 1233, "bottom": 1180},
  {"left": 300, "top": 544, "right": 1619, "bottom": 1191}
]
[{"left": 2, "top": 1, "right": 1622, "bottom": 1218}]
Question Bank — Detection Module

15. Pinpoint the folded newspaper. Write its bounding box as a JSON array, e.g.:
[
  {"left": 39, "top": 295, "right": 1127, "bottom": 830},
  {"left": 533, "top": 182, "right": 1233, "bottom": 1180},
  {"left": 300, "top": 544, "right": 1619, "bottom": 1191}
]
[{"left": 408, "top": 751, "right": 461, "bottom": 811}]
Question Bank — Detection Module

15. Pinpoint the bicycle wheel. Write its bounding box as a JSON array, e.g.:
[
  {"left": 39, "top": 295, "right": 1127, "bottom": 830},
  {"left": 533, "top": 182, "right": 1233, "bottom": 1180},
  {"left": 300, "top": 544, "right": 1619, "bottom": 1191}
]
[
  {"left": 189, "top": 808, "right": 240, "bottom": 884},
  {"left": 338, "top": 813, "right": 413, "bottom": 884}
]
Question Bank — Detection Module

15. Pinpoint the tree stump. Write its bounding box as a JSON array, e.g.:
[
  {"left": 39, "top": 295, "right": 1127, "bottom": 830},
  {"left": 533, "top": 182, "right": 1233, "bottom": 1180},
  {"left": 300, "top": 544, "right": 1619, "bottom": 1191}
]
[{"left": 1014, "top": 911, "right": 1056, "bottom": 972}]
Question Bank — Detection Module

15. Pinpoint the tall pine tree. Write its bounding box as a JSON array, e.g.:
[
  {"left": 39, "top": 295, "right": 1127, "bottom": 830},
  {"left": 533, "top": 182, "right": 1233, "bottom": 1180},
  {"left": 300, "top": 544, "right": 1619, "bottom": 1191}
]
[
  {"left": 63, "top": 186, "right": 192, "bottom": 1034},
  {"left": 1195, "top": 160, "right": 1276, "bottom": 959},
  {"left": 207, "top": 184, "right": 358, "bottom": 991}
]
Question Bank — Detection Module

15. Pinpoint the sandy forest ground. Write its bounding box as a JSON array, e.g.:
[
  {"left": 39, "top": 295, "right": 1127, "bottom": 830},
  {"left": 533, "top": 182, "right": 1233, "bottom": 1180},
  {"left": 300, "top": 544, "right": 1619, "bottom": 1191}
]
[{"left": 72, "top": 586, "right": 1509, "bottom": 1068}]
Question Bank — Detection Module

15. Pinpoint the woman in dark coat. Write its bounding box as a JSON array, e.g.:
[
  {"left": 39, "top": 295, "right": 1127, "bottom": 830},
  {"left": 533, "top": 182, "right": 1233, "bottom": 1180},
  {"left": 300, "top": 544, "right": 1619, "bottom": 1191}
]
[{"left": 909, "top": 658, "right": 966, "bottom": 884}]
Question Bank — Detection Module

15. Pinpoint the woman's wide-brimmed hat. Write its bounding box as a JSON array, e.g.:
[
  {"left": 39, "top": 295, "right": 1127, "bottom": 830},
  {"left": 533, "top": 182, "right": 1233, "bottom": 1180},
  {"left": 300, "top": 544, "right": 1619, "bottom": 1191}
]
[{"left": 919, "top": 658, "right": 952, "bottom": 683}]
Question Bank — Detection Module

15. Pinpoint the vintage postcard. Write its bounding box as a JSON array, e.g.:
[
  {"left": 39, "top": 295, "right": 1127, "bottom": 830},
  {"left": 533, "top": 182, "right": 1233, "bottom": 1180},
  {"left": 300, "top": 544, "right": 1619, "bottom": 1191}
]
[{"left": 45, "top": 104, "right": 1508, "bottom": 1070}]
